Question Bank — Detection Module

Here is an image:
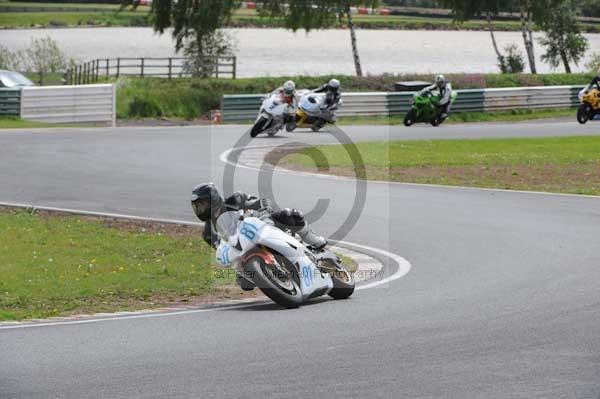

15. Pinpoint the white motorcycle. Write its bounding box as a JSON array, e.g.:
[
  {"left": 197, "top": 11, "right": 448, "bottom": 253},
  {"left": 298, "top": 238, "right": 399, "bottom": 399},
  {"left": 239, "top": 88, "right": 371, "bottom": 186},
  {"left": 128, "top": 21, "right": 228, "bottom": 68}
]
[
  {"left": 250, "top": 92, "right": 296, "bottom": 138},
  {"left": 215, "top": 210, "right": 355, "bottom": 308}
]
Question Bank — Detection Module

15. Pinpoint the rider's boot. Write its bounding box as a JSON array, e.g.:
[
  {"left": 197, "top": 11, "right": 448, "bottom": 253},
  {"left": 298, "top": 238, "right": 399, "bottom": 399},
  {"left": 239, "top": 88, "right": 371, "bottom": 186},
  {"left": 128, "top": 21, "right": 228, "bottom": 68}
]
[
  {"left": 297, "top": 224, "right": 327, "bottom": 250},
  {"left": 236, "top": 273, "right": 255, "bottom": 291}
]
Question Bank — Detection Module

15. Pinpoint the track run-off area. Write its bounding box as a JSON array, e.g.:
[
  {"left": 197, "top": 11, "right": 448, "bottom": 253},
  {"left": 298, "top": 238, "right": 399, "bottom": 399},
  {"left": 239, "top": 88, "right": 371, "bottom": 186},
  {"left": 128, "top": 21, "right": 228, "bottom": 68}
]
[{"left": 1, "top": 120, "right": 600, "bottom": 398}]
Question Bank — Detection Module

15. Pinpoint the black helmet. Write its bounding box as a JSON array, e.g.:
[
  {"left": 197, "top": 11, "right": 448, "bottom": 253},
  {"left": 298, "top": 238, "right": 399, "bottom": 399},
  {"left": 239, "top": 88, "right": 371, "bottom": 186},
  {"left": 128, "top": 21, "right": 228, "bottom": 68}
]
[{"left": 191, "top": 183, "right": 223, "bottom": 222}]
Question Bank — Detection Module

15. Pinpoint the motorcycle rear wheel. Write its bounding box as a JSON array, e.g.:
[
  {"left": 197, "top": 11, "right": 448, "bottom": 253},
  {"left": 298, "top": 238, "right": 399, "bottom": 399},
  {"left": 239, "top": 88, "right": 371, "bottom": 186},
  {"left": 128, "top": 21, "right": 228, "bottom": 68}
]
[
  {"left": 403, "top": 110, "right": 416, "bottom": 127},
  {"left": 577, "top": 104, "right": 592, "bottom": 124},
  {"left": 243, "top": 255, "right": 303, "bottom": 309}
]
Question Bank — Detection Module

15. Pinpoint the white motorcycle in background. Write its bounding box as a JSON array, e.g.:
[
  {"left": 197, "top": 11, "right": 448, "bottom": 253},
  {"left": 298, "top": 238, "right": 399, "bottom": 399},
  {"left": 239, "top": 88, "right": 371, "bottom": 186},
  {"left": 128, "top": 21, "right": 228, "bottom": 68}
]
[
  {"left": 215, "top": 210, "right": 355, "bottom": 308},
  {"left": 249, "top": 92, "right": 296, "bottom": 138}
]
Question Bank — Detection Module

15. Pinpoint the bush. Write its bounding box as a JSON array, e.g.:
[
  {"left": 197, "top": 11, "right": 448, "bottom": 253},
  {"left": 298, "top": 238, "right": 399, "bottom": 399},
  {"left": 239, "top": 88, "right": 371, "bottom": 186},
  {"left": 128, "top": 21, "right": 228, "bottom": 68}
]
[
  {"left": 498, "top": 44, "right": 525, "bottom": 74},
  {"left": 127, "top": 96, "right": 162, "bottom": 118}
]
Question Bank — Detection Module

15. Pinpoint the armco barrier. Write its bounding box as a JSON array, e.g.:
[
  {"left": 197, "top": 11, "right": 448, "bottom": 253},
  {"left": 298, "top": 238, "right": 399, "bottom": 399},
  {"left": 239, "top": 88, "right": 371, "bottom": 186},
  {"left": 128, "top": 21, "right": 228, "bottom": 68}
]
[
  {"left": 222, "top": 85, "right": 584, "bottom": 122},
  {"left": 0, "top": 89, "right": 21, "bottom": 117},
  {"left": 20, "top": 84, "right": 116, "bottom": 126}
]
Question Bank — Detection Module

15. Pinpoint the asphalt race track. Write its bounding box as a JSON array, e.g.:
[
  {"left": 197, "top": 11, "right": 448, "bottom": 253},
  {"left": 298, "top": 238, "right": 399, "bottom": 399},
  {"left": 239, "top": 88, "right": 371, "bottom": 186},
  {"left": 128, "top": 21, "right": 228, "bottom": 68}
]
[{"left": 1, "top": 120, "right": 600, "bottom": 398}]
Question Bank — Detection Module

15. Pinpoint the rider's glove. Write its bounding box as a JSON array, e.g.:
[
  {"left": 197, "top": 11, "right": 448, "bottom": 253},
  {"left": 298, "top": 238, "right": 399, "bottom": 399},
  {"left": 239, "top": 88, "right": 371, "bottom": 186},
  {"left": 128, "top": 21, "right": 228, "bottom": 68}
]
[{"left": 259, "top": 198, "right": 272, "bottom": 211}]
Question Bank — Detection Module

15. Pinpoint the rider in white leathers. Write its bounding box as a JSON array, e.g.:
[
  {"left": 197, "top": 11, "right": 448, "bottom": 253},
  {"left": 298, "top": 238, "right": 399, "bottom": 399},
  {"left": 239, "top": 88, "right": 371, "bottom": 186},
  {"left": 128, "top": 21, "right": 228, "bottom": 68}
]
[{"left": 420, "top": 74, "right": 453, "bottom": 119}]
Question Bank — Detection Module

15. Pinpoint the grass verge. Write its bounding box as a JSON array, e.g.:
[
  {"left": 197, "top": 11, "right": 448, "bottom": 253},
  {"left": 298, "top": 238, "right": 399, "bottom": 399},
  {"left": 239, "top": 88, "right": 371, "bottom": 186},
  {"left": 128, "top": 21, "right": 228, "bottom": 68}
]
[
  {"left": 0, "top": 117, "right": 100, "bottom": 129},
  {"left": 268, "top": 136, "right": 600, "bottom": 196},
  {"left": 0, "top": 209, "right": 246, "bottom": 321},
  {"left": 337, "top": 108, "right": 576, "bottom": 125},
  {"left": 0, "top": 11, "right": 148, "bottom": 28}
]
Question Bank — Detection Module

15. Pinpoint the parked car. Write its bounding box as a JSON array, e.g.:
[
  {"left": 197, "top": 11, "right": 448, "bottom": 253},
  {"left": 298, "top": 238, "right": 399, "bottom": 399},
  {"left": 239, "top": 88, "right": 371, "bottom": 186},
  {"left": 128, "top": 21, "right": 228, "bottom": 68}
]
[{"left": 0, "top": 70, "right": 35, "bottom": 88}]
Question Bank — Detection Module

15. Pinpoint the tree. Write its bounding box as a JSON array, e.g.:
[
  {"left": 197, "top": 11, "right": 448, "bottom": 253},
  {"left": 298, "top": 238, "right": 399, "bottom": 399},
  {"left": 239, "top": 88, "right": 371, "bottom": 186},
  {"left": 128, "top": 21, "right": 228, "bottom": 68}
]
[
  {"left": 0, "top": 45, "right": 19, "bottom": 71},
  {"left": 260, "top": 1, "right": 379, "bottom": 77},
  {"left": 518, "top": 0, "right": 538, "bottom": 74},
  {"left": 21, "top": 37, "right": 67, "bottom": 85},
  {"left": 537, "top": 2, "right": 588, "bottom": 73},
  {"left": 122, "top": 0, "right": 240, "bottom": 75}
]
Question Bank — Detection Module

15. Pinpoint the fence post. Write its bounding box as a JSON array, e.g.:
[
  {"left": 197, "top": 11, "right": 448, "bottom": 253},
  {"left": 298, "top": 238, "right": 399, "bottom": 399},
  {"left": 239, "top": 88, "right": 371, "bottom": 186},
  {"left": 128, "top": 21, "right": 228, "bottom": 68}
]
[
  {"left": 168, "top": 58, "right": 172, "bottom": 79},
  {"left": 84, "top": 63, "right": 88, "bottom": 84},
  {"left": 232, "top": 57, "right": 236, "bottom": 80},
  {"left": 215, "top": 56, "right": 219, "bottom": 79},
  {"left": 106, "top": 58, "right": 110, "bottom": 78},
  {"left": 140, "top": 58, "right": 144, "bottom": 78},
  {"left": 95, "top": 59, "right": 99, "bottom": 82},
  {"left": 116, "top": 57, "right": 120, "bottom": 78}
]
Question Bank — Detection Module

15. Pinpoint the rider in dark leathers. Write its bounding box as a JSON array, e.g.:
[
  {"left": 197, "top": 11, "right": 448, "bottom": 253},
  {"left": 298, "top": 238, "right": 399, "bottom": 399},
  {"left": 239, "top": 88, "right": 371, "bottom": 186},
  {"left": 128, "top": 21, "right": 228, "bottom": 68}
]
[
  {"left": 191, "top": 183, "right": 327, "bottom": 251},
  {"left": 313, "top": 78, "right": 342, "bottom": 111}
]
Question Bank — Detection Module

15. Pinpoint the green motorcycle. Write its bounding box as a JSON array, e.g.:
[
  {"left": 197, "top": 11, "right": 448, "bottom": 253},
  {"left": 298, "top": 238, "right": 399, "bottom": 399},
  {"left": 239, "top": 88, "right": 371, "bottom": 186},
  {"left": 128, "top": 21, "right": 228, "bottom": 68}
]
[{"left": 403, "top": 91, "right": 458, "bottom": 127}]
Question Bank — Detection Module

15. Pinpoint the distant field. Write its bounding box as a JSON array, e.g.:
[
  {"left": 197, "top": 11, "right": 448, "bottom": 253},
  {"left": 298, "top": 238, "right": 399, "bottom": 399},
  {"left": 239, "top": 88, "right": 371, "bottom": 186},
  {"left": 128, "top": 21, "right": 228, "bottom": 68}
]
[{"left": 1, "top": 3, "right": 597, "bottom": 32}]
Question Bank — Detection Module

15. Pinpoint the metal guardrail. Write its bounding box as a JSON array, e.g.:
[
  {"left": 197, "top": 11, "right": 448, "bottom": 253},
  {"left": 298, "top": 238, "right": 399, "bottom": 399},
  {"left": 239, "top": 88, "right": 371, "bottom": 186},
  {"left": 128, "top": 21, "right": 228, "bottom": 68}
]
[
  {"left": 222, "top": 85, "right": 584, "bottom": 122},
  {"left": 20, "top": 84, "right": 116, "bottom": 126},
  {"left": 65, "top": 56, "right": 237, "bottom": 84},
  {"left": 0, "top": 89, "right": 22, "bottom": 117}
]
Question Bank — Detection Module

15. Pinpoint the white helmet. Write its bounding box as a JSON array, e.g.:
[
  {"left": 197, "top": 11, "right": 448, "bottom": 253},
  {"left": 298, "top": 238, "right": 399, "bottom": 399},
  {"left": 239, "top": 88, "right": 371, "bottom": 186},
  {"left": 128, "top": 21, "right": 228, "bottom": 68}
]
[
  {"left": 328, "top": 78, "right": 341, "bottom": 92},
  {"left": 435, "top": 74, "right": 446, "bottom": 89},
  {"left": 283, "top": 80, "right": 296, "bottom": 96}
]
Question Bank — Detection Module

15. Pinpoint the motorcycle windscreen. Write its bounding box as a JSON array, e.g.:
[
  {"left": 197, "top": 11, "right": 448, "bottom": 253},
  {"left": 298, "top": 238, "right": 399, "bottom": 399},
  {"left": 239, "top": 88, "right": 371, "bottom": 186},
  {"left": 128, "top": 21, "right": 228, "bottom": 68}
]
[{"left": 216, "top": 211, "right": 241, "bottom": 244}]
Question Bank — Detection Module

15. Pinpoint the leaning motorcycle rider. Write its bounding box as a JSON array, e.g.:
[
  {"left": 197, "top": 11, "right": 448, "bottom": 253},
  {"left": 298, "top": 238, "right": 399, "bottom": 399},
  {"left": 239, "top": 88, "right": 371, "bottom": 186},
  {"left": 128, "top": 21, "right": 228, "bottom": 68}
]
[
  {"left": 420, "top": 75, "right": 453, "bottom": 119},
  {"left": 313, "top": 78, "right": 342, "bottom": 111},
  {"left": 272, "top": 80, "right": 299, "bottom": 131},
  {"left": 586, "top": 72, "right": 600, "bottom": 91},
  {"left": 191, "top": 183, "right": 327, "bottom": 290}
]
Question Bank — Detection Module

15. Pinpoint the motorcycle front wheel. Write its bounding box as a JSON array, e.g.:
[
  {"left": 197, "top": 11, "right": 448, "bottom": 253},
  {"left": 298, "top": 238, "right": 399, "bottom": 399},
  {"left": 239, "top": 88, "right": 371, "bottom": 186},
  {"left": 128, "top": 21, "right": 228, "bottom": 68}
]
[
  {"left": 577, "top": 104, "right": 592, "bottom": 124},
  {"left": 431, "top": 114, "right": 446, "bottom": 127},
  {"left": 243, "top": 254, "right": 303, "bottom": 309},
  {"left": 250, "top": 116, "right": 270, "bottom": 137},
  {"left": 319, "top": 259, "right": 355, "bottom": 300}
]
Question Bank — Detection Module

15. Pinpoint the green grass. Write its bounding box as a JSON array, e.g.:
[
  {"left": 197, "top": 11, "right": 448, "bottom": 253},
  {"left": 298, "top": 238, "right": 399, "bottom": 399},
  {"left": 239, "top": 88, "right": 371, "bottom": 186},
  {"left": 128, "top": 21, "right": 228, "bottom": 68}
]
[
  {"left": 23, "top": 72, "right": 64, "bottom": 86},
  {"left": 0, "top": 117, "right": 100, "bottom": 129},
  {"left": 278, "top": 136, "right": 600, "bottom": 195},
  {"left": 0, "top": 209, "right": 227, "bottom": 321},
  {"left": 0, "top": 11, "right": 148, "bottom": 28},
  {"left": 2, "top": 2, "right": 149, "bottom": 11}
]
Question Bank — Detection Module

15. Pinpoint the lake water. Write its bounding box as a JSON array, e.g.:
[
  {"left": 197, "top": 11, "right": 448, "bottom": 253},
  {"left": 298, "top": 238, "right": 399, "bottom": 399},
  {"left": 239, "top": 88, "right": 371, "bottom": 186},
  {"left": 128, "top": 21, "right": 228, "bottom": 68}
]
[{"left": 2, "top": 27, "right": 599, "bottom": 76}]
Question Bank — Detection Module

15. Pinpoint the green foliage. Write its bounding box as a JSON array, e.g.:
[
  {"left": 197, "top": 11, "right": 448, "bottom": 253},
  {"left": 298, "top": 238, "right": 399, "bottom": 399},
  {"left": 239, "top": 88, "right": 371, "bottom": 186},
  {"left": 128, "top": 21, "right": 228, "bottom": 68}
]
[
  {"left": 538, "top": 2, "right": 588, "bottom": 73},
  {"left": 0, "top": 45, "right": 18, "bottom": 70},
  {"left": 498, "top": 44, "right": 525, "bottom": 73},
  {"left": 18, "top": 36, "right": 69, "bottom": 85},
  {"left": 127, "top": 96, "right": 162, "bottom": 118},
  {"left": 260, "top": 0, "right": 380, "bottom": 31},
  {"left": 121, "top": 0, "right": 241, "bottom": 52}
]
